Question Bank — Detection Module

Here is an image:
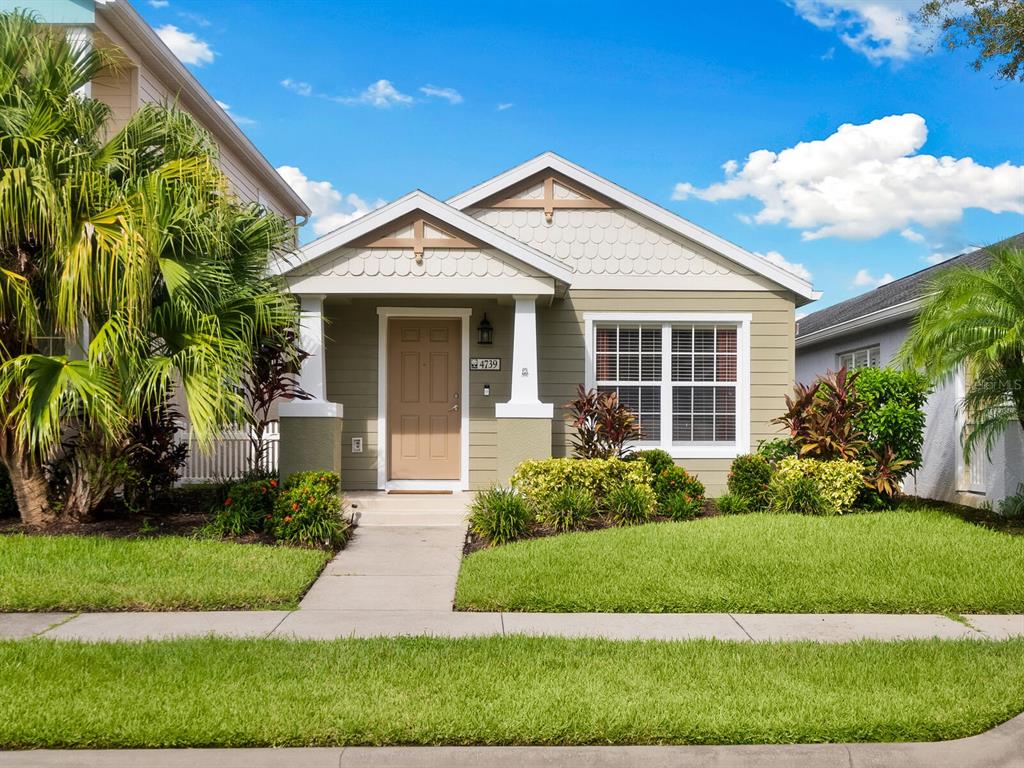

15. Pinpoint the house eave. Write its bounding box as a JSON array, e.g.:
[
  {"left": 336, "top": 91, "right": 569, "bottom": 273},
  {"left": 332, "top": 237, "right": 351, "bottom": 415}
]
[{"left": 795, "top": 297, "right": 922, "bottom": 349}]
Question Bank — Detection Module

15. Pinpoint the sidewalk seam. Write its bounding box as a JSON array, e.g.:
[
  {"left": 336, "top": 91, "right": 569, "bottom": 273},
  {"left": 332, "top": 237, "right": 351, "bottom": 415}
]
[
  {"left": 264, "top": 611, "right": 293, "bottom": 638},
  {"left": 728, "top": 613, "right": 755, "bottom": 640}
]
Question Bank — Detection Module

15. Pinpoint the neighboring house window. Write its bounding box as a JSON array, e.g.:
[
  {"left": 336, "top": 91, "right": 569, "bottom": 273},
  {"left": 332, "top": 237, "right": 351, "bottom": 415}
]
[
  {"left": 837, "top": 345, "right": 880, "bottom": 371},
  {"left": 587, "top": 313, "right": 750, "bottom": 458}
]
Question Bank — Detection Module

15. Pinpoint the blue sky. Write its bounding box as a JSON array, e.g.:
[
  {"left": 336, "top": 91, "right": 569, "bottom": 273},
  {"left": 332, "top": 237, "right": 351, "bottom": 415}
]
[{"left": 141, "top": 0, "right": 1024, "bottom": 312}]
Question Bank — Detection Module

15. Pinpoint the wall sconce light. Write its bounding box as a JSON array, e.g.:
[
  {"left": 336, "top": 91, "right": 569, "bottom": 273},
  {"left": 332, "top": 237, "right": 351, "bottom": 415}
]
[{"left": 477, "top": 314, "right": 494, "bottom": 345}]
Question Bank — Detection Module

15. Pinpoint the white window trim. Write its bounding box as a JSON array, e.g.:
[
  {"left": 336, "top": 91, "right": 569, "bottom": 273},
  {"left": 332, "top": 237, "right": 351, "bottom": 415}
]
[
  {"left": 583, "top": 312, "right": 751, "bottom": 459},
  {"left": 376, "top": 307, "right": 471, "bottom": 492},
  {"left": 954, "top": 364, "right": 987, "bottom": 495},
  {"left": 836, "top": 344, "right": 880, "bottom": 371}
]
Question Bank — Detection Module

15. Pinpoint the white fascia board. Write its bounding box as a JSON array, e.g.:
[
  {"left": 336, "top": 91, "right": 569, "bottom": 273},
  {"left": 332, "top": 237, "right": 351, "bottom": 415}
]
[
  {"left": 446, "top": 152, "right": 817, "bottom": 304},
  {"left": 276, "top": 190, "right": 573, "bottom": 285},
  {"left": 795, "top": 298, "right": 922, "bottom": 349},
  {"left": 285, "top": 274, "right": 556, "bottom": 296}
]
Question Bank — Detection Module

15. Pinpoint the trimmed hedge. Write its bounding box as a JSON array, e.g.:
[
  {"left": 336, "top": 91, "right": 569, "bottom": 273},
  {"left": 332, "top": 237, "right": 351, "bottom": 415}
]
[
  {"left": 773, "top": 457, "right": 864, "bottom": 515},
  {"left": 511, "top": 458, "right": 653, "bottom": 509}
]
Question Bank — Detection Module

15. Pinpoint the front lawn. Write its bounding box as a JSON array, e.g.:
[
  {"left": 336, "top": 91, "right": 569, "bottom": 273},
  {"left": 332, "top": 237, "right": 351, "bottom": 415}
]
[
  {"left": 456, "top": 507, "right": 1024, "bottom": 613},
  {"left": 1, "top": 636, "right": 1022, "bottom": 747},
  {"left": 0, "top": 534, "right": 330, "bottom": 611}
]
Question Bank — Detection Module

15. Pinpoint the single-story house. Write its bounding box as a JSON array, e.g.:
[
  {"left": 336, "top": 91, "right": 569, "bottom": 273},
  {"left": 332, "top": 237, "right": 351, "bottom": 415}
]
[
  {"left": 796, "top": 236, "right": 1024, "bottom": 507},
  {"left": 276, "top": 154, "right": 818, "bottom": 495}
]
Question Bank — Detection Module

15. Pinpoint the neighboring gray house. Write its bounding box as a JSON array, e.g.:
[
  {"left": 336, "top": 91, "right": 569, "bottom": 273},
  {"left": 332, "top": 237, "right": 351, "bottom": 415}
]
[{"left": 796, "top": 237, "right": 1024, "bottom": 508}]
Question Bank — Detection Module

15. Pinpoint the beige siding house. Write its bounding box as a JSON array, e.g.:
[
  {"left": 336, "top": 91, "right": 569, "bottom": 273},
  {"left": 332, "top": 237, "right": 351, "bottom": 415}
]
[
  {"left": 65, "top": 0, "right": 309, "bottom": 224},
  {"left": 278, "top": 154, "right": 816, "bottom": 495}
]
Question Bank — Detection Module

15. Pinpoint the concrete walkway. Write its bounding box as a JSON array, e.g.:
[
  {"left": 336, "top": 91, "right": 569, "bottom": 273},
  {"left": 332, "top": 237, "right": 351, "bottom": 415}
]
[
  {"left": 2, "top": 491, "right": 1023, "bottom": 642},
  {"left": 3, "top": 711, "right": 1023, "bottom": 767}
]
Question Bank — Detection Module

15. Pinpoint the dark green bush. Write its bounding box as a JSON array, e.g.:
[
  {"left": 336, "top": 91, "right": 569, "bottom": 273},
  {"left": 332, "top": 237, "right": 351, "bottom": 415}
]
[
  {"left": 627, "top": 449, "right": 676, "bottom": 478},
  {"left": 768, "top": 472, "right": 827, "bottom": 516},
  {"left": 469, "top": 487, "right": 532, "bottom": 546},
  {"left": 543, "top": 486, "right": 597, "bottom": 532},
  {"left": 272, "top": 471, "right": 348, "bottom": 549},
  {"left": 605, "top": 483, "right": 656, "bottom": 525},
  {"left": 653, "top": 466, "right": 706, "bottom": 512},
  {"left": 853, "top": 367, "right": 930, "bottom": 480},
  {"left": 727, "top": 454, "right": 773, "bottom": 511},
  {"left": 662, "top": 490, "right": 701, "bottom": 520},
  {"left": 715, "top": 493, "right": 751, "bottom": 515},
  {"left": 202, "top": 477, "right": 280, "bottom": 537},
  {"left": 756, "top": 438, "right": 797, "bottom": 465},
  {"left": 996, "top": 484, "right": 1024, "bottom": 521}
]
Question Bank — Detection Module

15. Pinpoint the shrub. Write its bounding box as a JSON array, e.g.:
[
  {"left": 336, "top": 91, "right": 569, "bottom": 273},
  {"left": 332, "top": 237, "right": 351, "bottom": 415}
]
[
  {"left": 715, "top": 493, "right": 751, "bottom": 515},
  {"left": 652, "top": 466, "right": 706, "bottom": 511},
  {"left": 543, "top": 486, "right": 597, "bottom": 532},
  {"left": 565, "top": 385, "right": 641, "bottom": 459},
  {"left": 768, "top": 473, "right": 827, "bottom": 516},
  {"left": 511, "top": 458, "right": 653, "bottom": 510},
  {"left": 756, "top": 437, "right": 797, "bottom": 465},
  {"left": 854, "top": 367, "right": 930, "bottom": 486},
  {"left": 773, "top": 368, "right": 865, "bottom": 461},
  {"left": 271, "top": 471, "right": 348, "bottom": 549},
  {"left": 201, "top": 477, "right": 280, "bottom": 537},
  {"left": 662, "top": 491, "right": 701, "bottom": 520},
  {"left": 727, "top": 454, "right": 772, "bottom": 511},
  {"left": 773, "top": 457, "right": 864, "bottom": 515},
  {"left": 606, "top": 483, "right": 656, "bottom": 525},
  {"left": 996, "top": 484, "right": 1024, "bottom": 521},
  {"left": 627, "top": 449, "right": 676, "bottom": 478},
  {"left": 469, "top": 487, "right": 532, "bottom": 545}
]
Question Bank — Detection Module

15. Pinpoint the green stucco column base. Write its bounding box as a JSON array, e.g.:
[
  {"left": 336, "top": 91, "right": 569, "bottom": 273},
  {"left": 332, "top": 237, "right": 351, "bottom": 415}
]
[
  {"left": 278, "top": 401, "right": 343, "bottom": 480},
  {"left": 495, "top": 417, "right": 552, "bottom": 484}
]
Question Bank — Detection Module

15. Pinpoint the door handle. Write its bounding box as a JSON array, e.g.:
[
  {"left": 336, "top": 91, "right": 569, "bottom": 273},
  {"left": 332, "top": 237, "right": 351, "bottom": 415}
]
[{"left": 449, "top": 403, "right": 460, "bottom": 412}]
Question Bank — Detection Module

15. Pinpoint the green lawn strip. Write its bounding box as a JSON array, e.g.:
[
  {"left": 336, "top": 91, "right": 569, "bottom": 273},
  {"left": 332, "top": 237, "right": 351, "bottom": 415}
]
[
  {"left": 0, "top": 535, "right": 329, "bottom": 611},
  {"left": 456, "top": 508, "right": 1024, "bottom": 613},
  {"left": 0, "top": 636, "right": 1022, "bottom": 747}
]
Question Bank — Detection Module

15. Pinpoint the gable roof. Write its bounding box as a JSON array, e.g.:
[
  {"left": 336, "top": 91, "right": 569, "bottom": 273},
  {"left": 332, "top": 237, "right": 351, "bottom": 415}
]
[
  {"left": 95, "top": 0, "right": 309, "bottom": 218},
  {"left": 796, "top": 233, "right": 1024, "bottom": 347},
  {"left": 447, "top": 152, "right": 819, "bottom": 304},
  {"left": 275, "top": 190, "right": 574, "bottom": 285}
]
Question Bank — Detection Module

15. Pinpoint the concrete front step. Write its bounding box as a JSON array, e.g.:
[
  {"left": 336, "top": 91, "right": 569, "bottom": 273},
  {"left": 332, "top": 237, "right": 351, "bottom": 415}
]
[
  {"left": 351, "top": 510, "right": 468, "bottom": 527},
  {"left": 345, "top": 491, "right": 472, "bottom": 515}
]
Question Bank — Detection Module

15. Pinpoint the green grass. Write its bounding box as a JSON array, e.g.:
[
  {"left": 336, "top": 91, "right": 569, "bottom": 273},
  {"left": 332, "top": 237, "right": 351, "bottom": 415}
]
[
  {"left": 0, "top": 534, "right": 329, "bottom": 611},
  {"left": 0, "top": 637, "right": 1022, "bottom": 747},
  {"left": 456, "top": 508, "right": 1024, "bottom": 613}
]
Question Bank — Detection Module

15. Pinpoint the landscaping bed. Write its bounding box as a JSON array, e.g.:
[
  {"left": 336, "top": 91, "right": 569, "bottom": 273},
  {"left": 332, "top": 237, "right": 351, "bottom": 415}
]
[
  {"left": 0, "top": 636, "right": 1021, "bottom": 748},
  {"left": 0, "top": 534, "right": 330, "bottom": 611},
  {"left": 456, "top": 506, "right": 1024, "bottom": 613}
]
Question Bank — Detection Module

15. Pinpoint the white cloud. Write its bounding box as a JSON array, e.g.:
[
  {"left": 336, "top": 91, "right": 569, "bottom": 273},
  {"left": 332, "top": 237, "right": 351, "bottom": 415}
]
[
  {"left": 338, "top": 79, "right": 413, "bottom": 108},
  {"left": 497, "top": 102, "right": 514, "bottom": 111},
  {"left": 420, "top": 84, "right": 463, "bottom": 104},
  {"left": 820, "top": 46, "right": 836, "bottom": 60},
  {"left": 900, "top": 227, "right": 925, "bottom": 243},
  {"left": 215, "top": 100, "right": 256, "bottom": 126},
  {"left": 281, "top": 79, "right": 313, "bottom": 97},
  {"left": 755, "top": 250, "right": 813, "bottom": 281},
  {"left": 155, "top": 24, "right": 214, "bottom": 66},
  {"left": 852, "top": 268, "right": 894, "bottom": 288},
  {"left": 148, "top": 0, "right": 169, "bottom": 7},
  {"left": 790, "top": 0, "right": 934, "bottom": 63},
  {"left": 925, "top": 246, "right": 971, "bottom": 265},
  {"left": 276, "top": 166, "right": 386, "bottom": 237},
  {"left": 672, "top": 113, "right": 1024, "bottom": 241}
]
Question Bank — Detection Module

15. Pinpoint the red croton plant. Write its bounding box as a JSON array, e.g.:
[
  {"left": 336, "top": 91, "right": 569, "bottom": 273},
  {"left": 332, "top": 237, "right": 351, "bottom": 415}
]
[{"left": 565, "top": 385, "right": 641, "bottom": 459}]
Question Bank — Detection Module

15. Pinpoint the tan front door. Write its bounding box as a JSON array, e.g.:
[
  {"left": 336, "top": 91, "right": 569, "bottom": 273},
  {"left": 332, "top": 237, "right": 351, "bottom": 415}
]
[{"left": 387, "top": 317, "right": 461, "bottom": 480}]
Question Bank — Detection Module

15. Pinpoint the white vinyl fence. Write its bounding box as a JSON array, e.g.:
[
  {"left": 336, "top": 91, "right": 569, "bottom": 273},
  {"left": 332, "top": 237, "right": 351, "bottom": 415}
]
[{"left": 177, "top": 422, "right": 279, "bottom": 484}]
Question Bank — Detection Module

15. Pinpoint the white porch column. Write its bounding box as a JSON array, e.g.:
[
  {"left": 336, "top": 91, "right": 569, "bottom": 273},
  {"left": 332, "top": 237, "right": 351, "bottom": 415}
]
[
  {"left": 296, "top": 293, "right": 326, "bottom": 401},
  {"left": 495, "top": 295, "right": 553, "bottom": 419},
  {"left": 279, "top": 294, "right": 342, "bottom": 479}
]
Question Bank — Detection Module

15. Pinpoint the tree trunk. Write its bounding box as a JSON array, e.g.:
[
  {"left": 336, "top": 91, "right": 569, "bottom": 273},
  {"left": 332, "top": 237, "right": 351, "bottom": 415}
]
[{"left": 2, "top": 453, "right": 53, "bottom": 526}]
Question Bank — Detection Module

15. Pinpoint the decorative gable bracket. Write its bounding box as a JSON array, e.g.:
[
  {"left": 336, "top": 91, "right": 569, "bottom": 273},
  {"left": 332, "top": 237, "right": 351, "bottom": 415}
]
[
  {"left": 363, "top": 218, "right": 477, "bottom": 263},
  {"left": 488, "top": 174, "right": 611, "bottom": 223}
]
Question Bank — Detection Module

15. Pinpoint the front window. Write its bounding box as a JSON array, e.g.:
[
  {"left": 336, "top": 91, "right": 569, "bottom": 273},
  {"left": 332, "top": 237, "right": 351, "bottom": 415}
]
[
  {"left": 592, "top": 318, "right": 746, "bottom": 456},
  {"left": 837, "top": 345, "right": 880, "bottom": 371}
]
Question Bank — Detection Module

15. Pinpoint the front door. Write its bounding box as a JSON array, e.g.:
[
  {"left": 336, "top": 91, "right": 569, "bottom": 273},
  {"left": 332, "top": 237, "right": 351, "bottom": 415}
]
[{"left": 387, "top": 317, "right": 461, "bottom": 480}]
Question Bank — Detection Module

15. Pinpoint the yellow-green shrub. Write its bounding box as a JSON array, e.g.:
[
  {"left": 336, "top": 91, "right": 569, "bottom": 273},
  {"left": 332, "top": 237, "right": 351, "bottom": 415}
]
[
  {"left": 511, "top": 458, "right": 653, "bottom": 509},
  {"left": 774, "top": 456, "right": 864, "bottom": 515}
]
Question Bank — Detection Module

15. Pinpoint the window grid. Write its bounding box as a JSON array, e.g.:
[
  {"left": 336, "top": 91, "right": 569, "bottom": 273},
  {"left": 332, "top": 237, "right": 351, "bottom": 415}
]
[
  {"left": 837, "top": 345, "right": 880, "bottom": 371},
  {"left": 594, "top": 323, "right": 740, "bottom": 449}
]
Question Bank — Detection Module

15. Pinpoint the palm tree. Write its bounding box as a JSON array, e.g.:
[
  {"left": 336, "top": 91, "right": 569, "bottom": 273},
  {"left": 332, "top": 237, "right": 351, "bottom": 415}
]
[
  {"left": 900, "top": 245, "right": 1024, "bottom": 462},
  {"left": 0, "top": 12, "right": 295, "bottom": 524}
]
